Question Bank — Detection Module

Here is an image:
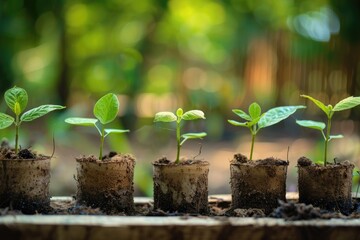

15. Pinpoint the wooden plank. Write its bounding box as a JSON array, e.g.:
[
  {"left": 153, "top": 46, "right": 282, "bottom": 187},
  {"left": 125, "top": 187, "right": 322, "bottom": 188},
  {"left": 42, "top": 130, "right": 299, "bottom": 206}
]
[{"left": 0, "top": 195, "right": 360, "bottom": 240}]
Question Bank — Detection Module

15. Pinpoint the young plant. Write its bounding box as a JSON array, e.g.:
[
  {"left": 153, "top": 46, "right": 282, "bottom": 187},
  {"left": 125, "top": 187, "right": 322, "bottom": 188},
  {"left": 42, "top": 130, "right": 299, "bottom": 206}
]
[
  {"left": 154, "top": 108, "right": 207, "bottom": 164},
  {"left": 0, "top": 86, "right": 65, "bottom": 154},
  {"left": 296, "top": 95, "right": 360, "bottom": 166},
  {"left": 65, "top": 93, "right": 129, "bottom": 160},
  {"left": 228, "top": 103, "right": 305, "bottom": 160}
]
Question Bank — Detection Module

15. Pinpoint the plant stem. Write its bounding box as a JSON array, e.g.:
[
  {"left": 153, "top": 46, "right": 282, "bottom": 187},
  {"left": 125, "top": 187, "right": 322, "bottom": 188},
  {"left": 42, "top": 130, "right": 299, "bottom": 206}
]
[
  {"left": 250, "top": 133, "right": 255, "bottom": 161},
  {"left": 15, "top": 115, "right": 19, "bottom": 155},
  {"left": 176, "top": 120, "right": 181, "bottom": 164},
  {"left": 99, "top": 125, "right": 105, "bottom": 160},
  {"left": 324, "top": 116, "right": 332, "bottom": 166}
]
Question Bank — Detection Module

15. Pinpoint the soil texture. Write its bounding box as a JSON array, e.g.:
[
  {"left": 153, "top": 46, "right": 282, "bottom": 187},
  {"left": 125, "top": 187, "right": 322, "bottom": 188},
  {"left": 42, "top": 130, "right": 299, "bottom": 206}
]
[
  {"left": 230, "top": 153, "right": 288, "bottom": 214},
  {"left": 76, "top": 152, "right": 135, "bottom": 214},
  {"left": 153, "top": 158, "right": 209, "bottom": 214},
  {"left": 297, "top": 157, "right": 354, "bottom": 214}
]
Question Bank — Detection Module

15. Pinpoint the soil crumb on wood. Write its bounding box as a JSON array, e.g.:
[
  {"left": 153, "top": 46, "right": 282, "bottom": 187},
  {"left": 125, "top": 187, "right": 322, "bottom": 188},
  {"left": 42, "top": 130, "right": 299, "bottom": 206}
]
[
  {"left": 270, "top": 200, "right": 322, "bottom": 220},
  {"left": 231, "top": 153, "right": 288, "bottom": 166}
]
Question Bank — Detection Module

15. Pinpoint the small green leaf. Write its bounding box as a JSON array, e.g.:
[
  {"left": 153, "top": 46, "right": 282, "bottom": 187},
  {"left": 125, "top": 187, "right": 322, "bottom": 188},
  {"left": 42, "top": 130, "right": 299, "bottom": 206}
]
[
  {"left": 232, "top": 109, "right": 252, "bottom": 121},
  {"left": 104, "top": 129, "right": 130, "bottom": 137},
  {"left": 228, "top": 119, "right": 248, "bottom": 127},
  {"left": 258, "top": 105, "right": 305, "bottom": 129},
  {"left": 5, "top": 87, "right": 28, "bottom": 115},
  {"left": 176, "top": 108, "right": 183, "bottom": 118},
  {"left": 0, "top": 113, "right": 15, "bottom": 129},
  {"left": 154, "top": 112, "right": 177, "bottom": 122},
  {"left": 296, "top": 120, "right": 326, "bottom": 131},
  {"left": 301, "top": 95, "right": 330, "bottom": 117},
  {"left": 21, "top": 105, "right": 65, "bottom": 122},
  {"left": 65, "top": 117, "right": 98, "bottom": 126},
  {"left": 249, "top": 102, "right": 261, "bottom": 119},
  {"left": 94, "top": 93, "right": 119, "bottom": 125},
  {"left": 333, "top": 96, "right": 360, "bottom": 112},
  {"left": 180, "top": 132, "right": 207, "bottom": 145},
  {"left": 182, "top": 132, "right": 207, "bottom": 139},
  {"left": 329, "top": 134, "right": 344, "bottom": 141},
  {"left": 182, "top": 110, "right": 205, "bottom": 120}
]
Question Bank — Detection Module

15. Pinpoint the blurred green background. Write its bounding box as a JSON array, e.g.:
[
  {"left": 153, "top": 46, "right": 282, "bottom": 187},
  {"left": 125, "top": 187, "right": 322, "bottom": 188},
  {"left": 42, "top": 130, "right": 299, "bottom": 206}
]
[{"left": 1, "top": 0, "right": 360, "bottom": 196}]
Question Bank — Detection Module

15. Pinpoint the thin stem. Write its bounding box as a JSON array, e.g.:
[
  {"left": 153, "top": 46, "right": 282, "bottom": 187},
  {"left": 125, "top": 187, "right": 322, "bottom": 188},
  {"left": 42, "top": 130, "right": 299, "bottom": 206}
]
[
  {"left": 15, "top": 115, "right": 19, "bottom": 155},
  {"left": 250, "top": 133, "right": 255, "bottom": 161},
  {"left": 324, "top": 116, "right": 332, "bottom": 166},
  {"left": 176, "top": 120, "right": 181, "bottom": 164},
  {"left": 99, "top": 125, "right": 105, "bottom": 160}
]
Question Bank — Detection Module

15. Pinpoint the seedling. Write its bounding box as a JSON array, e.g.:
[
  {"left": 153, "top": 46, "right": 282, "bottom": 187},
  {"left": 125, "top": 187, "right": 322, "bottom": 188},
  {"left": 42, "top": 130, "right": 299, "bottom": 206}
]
[
  {"left": 154, "top": 108, "right": 207, "bottom": 164},
  {"left": 296, "top": 95, "right": 360, "bottom": 165},
  {"left": 65, "top": 93, "right": 129, "bottom": 160},
  {"left": 228, "top": 103, "right": 305, "bottom": 160},
  {"left": 0, "top": 86, "right": 65, "bottom": 155}
]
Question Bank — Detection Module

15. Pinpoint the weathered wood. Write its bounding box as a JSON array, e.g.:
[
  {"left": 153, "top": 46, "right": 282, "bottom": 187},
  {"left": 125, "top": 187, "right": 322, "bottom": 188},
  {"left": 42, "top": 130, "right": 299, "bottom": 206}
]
[
  {"left": 0, "top": 195, "right": 359, "bottom": 240},
  {"left": 1, "top": 215, "right": 360, "bottom": 240}
]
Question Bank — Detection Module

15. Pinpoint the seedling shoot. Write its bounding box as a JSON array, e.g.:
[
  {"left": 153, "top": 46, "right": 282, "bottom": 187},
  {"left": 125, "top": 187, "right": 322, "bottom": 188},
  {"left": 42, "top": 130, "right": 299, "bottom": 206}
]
[
  {"left": 296, "top": 95, "right": 360, "bottom": 165},
  {"left": 154, "top": 108, "right": 207, "bottom": 164},
  {"left": 228, "top": 103, "right": 305, "bottom": 160},
  {"left": 65, "top": 93, "right": 129, "bottom": 160},
  {"left": 0, "top": 86, "right": 65, "bottom": 154}
]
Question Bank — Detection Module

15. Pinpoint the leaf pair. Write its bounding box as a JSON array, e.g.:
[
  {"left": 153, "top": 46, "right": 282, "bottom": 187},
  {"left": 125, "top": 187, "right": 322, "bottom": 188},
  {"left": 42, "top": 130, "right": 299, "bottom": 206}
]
[
  {"left": 301, "top": 95, "right": 360, "bottom": 118},
  {"left": 65, "top": 93, "right": 129, "bottom": 137},
  {"left": 228, "top": 103, "right": 305, "bottom": 134},
  {"left": 154, "top": 108, "right": 207, "bottom": 163},
  {"left": 154, "top": 109, "right": 205, "bottom": 123},
  {"left": 296, "top": 120, "right": 343, "bottom": 141},
  {"left": 154, "top": 108, "right": 207, "bottom": 144},
  {"left": 0, "top": 87, "right": 65, "bottom": 129}
]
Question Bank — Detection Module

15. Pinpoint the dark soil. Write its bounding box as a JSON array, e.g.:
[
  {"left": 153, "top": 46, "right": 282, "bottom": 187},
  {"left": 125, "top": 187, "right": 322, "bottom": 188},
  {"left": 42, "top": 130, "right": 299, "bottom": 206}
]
[
  {"left": 153, "top": 157, "right": 206, "bottom": 165},
  {"left": 75, "top": 152, "right": 135, "bottom": 163},
  {"left": 232, "top": 153, "right": 288, "bottom": 166},
  {"left": 0, "top": 141, "right": 48, "bottom": 160}
]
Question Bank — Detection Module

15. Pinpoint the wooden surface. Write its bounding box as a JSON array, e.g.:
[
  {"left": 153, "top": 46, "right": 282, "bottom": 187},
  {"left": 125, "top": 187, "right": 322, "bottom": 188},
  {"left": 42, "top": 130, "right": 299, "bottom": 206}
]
[{"left": 0, "top": 194, "right": 360, "bottom": 240}]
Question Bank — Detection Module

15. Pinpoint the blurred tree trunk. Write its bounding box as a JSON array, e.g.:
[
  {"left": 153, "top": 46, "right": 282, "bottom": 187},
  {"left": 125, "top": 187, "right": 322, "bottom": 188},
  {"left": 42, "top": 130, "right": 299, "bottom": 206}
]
[{"left": 54, "top": 0, "right": 69, "bottom": 106}]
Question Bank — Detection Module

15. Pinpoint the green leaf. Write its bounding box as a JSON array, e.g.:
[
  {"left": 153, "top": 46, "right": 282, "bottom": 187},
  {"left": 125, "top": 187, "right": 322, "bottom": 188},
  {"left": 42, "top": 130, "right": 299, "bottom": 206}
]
[
  {"left": 258, "top": 105, "right": 305, "bottom": 129},
  {"left": 249, "top": 102, "right": 261, "bottom": 119},
  {"left": 93, "top": 93, "right": 119, "bottom": 125},
  {"left": 333, "top": 96, "right": 360, "bottom": 112},
  {"left": 0, "top": 113, "right": 14, "bottom": 129},
  {"left": 296, "top": 120, "right": 326, "bottom": 131},
  {"left": 228, "top": 119, "right": 248, "bottom": 127},
  {"left": 181, "top": 132, "right": 207, "bottom": 139},
  {"left": 154, "top": 112, "right": 177, "bottom": 122},
  {"left": 5, "top": 87, "right": 28, "bottom": 115},
  {"left": 21, "top": 105, "right": 65, "bottom": 122},
  {"left": 329, "top": 134, "right": 343, "bottom": 141},
  {"left": 301, "top": 95, "right": 330, "bottom": 116},
  {"left": 180, "top": 132, "right": 207, "bottom": 145},
  {"left": 104, "top": 129, "right": 130, "bottom": 137},
  {"left": 182, "top": 110, "right": 205, "bottom": 120},
  {"left": 232, "top": 109, "right": 252, "bottom": 121},
  {"left": 65, "top": 117, "right": 98, "bottom": 126}
]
